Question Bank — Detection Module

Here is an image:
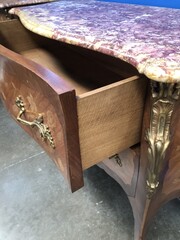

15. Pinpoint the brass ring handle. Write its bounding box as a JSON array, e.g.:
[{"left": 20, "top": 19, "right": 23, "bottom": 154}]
[{"left": 15, "top": 96, "right": 55, "bottom": 149}]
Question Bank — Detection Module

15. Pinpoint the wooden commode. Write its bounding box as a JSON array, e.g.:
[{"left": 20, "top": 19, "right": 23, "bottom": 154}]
[{"left": 0, "top": 1, "right": 179, "bottom": 239}]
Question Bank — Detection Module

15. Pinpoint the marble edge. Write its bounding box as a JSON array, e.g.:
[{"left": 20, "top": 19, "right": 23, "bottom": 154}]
[
  {"left": 0, "top": 0, "right": 55, "bottom": 9},
  {"left": 9, "top": 3, "right": 180, "bottom": 83}
]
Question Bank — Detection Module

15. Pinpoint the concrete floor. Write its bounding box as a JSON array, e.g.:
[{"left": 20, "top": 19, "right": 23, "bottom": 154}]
[{"left": 0, "top": 99, "right": 179, "bottom": 240}]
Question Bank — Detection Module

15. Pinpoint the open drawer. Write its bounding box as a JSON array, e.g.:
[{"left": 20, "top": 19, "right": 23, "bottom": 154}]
[{"left": 0, "top": 18, "right": 147, "bottom": 192}]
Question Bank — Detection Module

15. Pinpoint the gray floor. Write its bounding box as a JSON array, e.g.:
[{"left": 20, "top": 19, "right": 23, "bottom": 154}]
[{"left": 0, "top": 99, "right": 179, "bottom": 240}]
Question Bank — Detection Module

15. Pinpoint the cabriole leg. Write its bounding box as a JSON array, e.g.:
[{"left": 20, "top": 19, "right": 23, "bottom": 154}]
[{"left": 129, "top": 80, "right": 180, "bottom": 240}]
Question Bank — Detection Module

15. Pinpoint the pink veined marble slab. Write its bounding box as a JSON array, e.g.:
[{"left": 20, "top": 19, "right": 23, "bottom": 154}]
[
  {"left": 9, "top": 0, "right": 180, "bottom": 83},
  {"left": 0, "top": 0, "right": 55, "bottom": 8}
]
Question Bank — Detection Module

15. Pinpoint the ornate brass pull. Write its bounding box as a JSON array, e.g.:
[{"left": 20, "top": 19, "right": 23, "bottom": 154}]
[{"left": 15, "top": 96, "right": 55, "bottom": 149}]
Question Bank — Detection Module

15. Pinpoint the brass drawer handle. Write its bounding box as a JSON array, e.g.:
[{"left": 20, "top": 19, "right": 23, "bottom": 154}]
[{"left": 15, "top": 96, "right": 55, "bottom": 149}]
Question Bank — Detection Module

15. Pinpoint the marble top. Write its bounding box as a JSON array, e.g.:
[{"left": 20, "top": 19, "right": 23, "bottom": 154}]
[
  {"left": 9, "top": 0, "right": 180, "bottom": 83},
  {"left": 0, "top": 0, "right": 54, "bottom": 8}
]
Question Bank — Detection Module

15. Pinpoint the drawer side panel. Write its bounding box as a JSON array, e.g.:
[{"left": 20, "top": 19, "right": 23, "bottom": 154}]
[{"left": 78, "top": 76, "right": 147, "bottom": 169}]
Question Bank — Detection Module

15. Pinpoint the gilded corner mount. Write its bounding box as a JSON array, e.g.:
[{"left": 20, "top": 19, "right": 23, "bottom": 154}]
[{"left": 145, "top": 81, "right": 180, "bottom": 198}]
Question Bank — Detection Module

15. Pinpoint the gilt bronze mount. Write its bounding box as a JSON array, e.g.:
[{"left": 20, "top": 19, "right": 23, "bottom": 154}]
[{"left": 145, "top": 81, "right": 180, "bottom": 198}]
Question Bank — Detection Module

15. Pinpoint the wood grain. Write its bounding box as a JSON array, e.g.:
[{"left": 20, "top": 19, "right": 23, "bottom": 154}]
[
  {"left": 68, "top": 43, "right": 139, "bottom": 79},
  {"left": 78, "top": 76, "right": 147, "bottom": 169},
  {"left": 20, "top": 46, "right": 128, "bottom": 94},
  {"left": 21, "top": 48, "right": 90, "bottom": 95},
  {"left": 1, "top": 18, "right": 138, "bottom": 91},
  {"left": 1, "top": 13, "right": 179, "bottom": 240},
  {"left": 0, "top": 19, "right": 40, "bottom": 52},
  {"left": 0, "top": 44, "right": 83, "bottom": 192},
  {"left": 20, "top": 47, "right": 148, "bottom": 171},
  {"left": 98, "top": 146, "right": 140, "bottom": 196},
  {"left": 98, "top": 83, "right": 180, "bottom": 239},
  {"left": 128, "top": 85, "right": 180, "bottom": 240}
]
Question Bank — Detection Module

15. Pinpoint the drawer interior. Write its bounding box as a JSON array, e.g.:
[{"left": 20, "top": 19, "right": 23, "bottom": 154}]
[
  {"left": 0, "top": 18, "right": 147, "bottom": 177},
  {"left": 0, "top": 18, "right": 139, "bottom": 95}
]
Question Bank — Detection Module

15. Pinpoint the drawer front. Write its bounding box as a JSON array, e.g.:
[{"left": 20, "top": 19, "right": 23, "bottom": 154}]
[{"left": 0, "top": 44, "right": 83, "bottom": 192}]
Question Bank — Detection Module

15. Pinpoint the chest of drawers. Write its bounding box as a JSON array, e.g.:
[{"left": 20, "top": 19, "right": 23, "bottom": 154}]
[{"left": 0, "top": 1, "right": 179, "bottom": 239}]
